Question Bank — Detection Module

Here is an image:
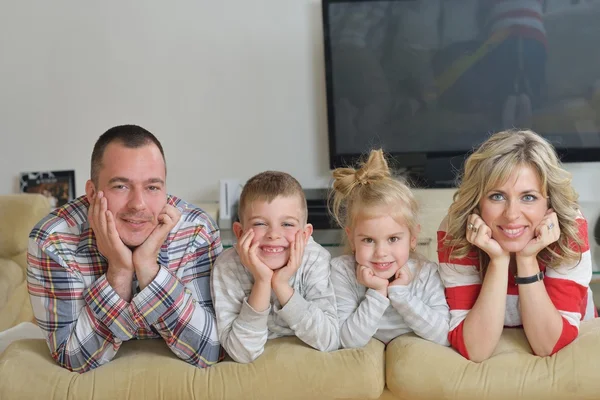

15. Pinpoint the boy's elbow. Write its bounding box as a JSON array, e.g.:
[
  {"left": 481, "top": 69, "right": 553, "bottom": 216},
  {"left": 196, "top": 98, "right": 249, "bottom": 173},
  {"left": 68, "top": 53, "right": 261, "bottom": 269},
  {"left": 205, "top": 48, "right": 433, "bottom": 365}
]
[{"left": 231, "top": 350, "right": 261, "bottom": 364}]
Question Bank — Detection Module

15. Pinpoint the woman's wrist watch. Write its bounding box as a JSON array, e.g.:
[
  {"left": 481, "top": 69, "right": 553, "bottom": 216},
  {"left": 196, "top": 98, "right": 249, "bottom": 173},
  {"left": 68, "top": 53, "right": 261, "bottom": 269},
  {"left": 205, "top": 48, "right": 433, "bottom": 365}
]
[{"left": 514, "top": 271, "right": 545, "bottom": 285}]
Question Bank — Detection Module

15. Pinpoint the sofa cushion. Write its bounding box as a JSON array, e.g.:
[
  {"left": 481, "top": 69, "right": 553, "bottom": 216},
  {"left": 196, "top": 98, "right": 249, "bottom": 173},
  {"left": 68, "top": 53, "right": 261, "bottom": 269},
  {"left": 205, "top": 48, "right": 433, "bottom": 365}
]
[
  {"left": 0, "top": 281, "right": 34, "bottom": 331},
  {"left": 385, "top": 319, "right": 600, "bottom": 400},
  {"left": 0, "top": 194, "right": 49, "bottom": 258},
  {"left": 0, "top": 259, "right": 22, "bottom": 310},
  {"left": 0, "top": 336, "right": 385, "bottom": 400}
]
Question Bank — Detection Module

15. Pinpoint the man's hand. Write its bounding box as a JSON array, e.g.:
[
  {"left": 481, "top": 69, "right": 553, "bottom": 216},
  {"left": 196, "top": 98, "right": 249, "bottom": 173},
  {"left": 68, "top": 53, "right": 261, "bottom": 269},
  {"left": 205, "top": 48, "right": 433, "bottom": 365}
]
[
  {"left": 88, "top": 191, "right": 133, "bottom": 300},
  {"left": 272, "top": 230, "right": 307, "bottom": 306},
  {"left": 518, "top": 209, "right": 560, "bottom": 260},
  {"left": 389, "top": 264, "right": 413, "bottom": 287},
  {"left": 88, "top": 191, "right": 133, "bottom": 270},
  {"left": 133, "top": 204, "right": 181, "bottom": 290},
  {"left": 235, "top": 229, "right": 273, "bottom": 284},
  {"left": 356, "top": 264, "right": 389, "bottom": 298}
]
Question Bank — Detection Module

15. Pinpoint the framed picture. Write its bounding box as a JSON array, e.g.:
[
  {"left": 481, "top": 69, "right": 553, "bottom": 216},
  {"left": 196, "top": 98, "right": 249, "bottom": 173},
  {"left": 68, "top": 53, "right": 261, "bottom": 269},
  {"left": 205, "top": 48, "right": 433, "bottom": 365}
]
[{"left": 20, "top": 170, "right": 76, "bottom": 208}]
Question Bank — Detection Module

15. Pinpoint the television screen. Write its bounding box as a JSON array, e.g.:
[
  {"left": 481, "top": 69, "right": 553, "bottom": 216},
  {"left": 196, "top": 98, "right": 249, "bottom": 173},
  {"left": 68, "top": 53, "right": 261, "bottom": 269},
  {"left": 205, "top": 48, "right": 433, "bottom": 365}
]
[{"left": 323, "top": 0, "right": 600, "bottom": 185}]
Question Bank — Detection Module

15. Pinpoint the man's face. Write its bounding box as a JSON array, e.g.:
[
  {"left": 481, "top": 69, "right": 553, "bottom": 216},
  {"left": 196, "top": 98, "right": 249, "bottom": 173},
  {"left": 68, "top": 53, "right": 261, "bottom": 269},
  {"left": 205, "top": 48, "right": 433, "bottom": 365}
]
[{"left": 86, "top": 142, "right": 167, "bottom": 247}]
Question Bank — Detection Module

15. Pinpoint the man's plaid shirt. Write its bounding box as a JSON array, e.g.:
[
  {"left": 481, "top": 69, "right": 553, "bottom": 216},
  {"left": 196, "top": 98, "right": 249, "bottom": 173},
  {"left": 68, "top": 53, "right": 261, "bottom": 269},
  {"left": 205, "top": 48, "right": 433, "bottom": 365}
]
[{"left": 27, "top": 194, "right": 223, "bottom": 372}]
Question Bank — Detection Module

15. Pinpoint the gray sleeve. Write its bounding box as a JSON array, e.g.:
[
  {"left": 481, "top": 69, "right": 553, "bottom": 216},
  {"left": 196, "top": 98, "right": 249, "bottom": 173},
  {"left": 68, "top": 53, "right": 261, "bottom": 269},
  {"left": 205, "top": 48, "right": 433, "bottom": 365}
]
[
  {"left": 331, "top": 256, "right": 389, "bottom": 349},
  {"left": 388, "top": 261, "right": 450, "bottom": 346},
  {"left": 211, "top": 250, "right": 270, "bottom": 363},
  {"left": 276, "top": 248, "right": 340, "bottom": 352}
]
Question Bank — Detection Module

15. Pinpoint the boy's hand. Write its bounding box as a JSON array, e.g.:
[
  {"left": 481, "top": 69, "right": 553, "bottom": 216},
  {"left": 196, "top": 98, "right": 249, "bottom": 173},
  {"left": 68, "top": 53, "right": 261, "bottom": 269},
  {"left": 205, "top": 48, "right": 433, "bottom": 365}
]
[
  {"left": 88, "top": 191, "right": 133, "bottom": 271},
  {"left": 389, "top": 264, "right": 413, "bottom": 287},
  {"left": 272, "top": 230, "right": 307, "bottom": 305},
  {"left": 236, "top": 229, "right": 273, "bottom": 284},
  {"left": 272, "top": 230, "right": 306, "bottom": 288},
  {"left": 356, "top": 264, "right": 389, "bottom": 298},
  {"left": 133, "top": 204, "right": 181, "bottom": 289}
]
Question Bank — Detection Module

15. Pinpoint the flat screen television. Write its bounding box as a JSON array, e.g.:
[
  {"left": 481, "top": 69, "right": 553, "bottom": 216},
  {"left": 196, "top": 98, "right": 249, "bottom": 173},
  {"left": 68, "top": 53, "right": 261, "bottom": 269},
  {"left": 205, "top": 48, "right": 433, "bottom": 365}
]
[{"left": 322, "top": 0, "right": 600, "bottom": 187}]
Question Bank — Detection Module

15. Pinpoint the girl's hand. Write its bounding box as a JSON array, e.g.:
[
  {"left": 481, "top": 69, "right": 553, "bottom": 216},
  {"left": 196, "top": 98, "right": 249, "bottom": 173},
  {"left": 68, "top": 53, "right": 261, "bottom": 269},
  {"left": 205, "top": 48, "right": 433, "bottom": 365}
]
[
  {"left": 356, "top": 264, "right": 389, "bottom": 297},
  {"left": 389, "top": 264, "right": 413, "bottom": 287}
]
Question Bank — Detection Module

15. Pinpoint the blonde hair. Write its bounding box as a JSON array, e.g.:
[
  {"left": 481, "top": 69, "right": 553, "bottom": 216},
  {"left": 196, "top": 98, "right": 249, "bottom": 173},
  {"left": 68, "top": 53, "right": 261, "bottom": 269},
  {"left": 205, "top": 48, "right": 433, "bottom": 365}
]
[
  {"left": 329, "top": 149, "right": 420, "bottom": 253},
  {"left": 444, "top": 129, "right": 582, "bottom": 270},
  {"left": 237, "top": 171, "right": 307, "bottom": 223}
]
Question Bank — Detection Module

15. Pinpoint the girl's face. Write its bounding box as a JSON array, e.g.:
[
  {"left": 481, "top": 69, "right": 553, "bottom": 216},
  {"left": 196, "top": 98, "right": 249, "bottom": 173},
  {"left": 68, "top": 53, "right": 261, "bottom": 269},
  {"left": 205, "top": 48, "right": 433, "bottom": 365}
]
[
  {"left": 347, "top": 209, "right": 417, "bottom": 280},
  {"left": 479, "top": 164, "right": 549, "bottom": 253}
]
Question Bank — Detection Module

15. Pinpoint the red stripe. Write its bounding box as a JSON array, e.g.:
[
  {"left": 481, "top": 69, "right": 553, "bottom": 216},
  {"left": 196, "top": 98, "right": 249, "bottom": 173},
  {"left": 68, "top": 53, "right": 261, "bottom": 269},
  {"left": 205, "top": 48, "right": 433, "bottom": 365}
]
[
  {"left": 446, "top": 284, "right": 481, "bottom": 310},
  {"left": 550, "top": 317, "right": 579, "bottom": 355},
  {"left": 570, "top": 218, "right": 589, "bottom": 253},
  {"left": 544, "top": 277, "right": 588, "bottom": 315},
  {"left": 437, "top": 231, "right": 479, "bottom": 266},
  {"left": 448, "top": 321, "right": 470, "bottom": 359}
]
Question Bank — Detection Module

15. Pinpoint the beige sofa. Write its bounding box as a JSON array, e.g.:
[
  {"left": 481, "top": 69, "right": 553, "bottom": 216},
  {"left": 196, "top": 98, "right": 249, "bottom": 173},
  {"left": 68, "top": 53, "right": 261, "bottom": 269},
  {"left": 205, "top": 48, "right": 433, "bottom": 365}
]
[{"left": 2, "top": 194, "right": 600, "bottom": 400}]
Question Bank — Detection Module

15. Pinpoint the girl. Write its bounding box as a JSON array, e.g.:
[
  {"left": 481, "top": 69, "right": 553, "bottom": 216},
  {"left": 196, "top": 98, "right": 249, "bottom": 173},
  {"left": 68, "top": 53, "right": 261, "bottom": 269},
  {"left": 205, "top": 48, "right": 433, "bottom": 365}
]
[{"left": 329, "top": 149, "right": 450, "bottom": 349}]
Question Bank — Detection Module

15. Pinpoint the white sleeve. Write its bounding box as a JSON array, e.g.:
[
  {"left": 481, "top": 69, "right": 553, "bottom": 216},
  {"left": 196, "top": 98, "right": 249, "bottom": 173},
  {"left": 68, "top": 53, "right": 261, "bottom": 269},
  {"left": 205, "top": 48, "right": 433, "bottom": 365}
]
[
  {"left": 276, "top": 247, "right": 340, "bottom": 352},
  {"left": 331, "top": 256, "right": 389, "bottom": 349},
  {"left": 388, "top": 261, "right": 450, "bottom": 346},
  {"left": 211, "top": 249, "right": 269, "bottom": 363}
]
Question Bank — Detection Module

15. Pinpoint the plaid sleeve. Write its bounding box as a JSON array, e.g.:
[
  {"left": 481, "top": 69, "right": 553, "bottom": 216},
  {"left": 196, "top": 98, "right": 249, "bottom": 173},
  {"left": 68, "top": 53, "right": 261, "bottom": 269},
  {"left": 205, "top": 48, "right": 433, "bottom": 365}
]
[
  {"left": 131, "top": 223, "right": 224, "bottom": 368},
  {"left": 27, "top": 238, "right": 135, "bottom": 373}
]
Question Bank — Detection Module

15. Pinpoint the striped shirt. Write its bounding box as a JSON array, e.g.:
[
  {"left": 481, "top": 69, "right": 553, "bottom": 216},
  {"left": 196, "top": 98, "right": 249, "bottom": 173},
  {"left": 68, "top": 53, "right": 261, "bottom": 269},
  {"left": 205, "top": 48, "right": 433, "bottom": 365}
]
[
  {"left": 211, "top": 238, "right": 339, "bottom": 363},
  {"left": 331, "top": 255, "right": 450, "bottom": 349},
  {"left": 27, "top": 195, "right": 223, "bottom": 373},
  {"left": 437, "top": 217, "right": 594, "bottom": 359},
  {"left": 486, "top": 0, "right": 546, "bottom": 45}
]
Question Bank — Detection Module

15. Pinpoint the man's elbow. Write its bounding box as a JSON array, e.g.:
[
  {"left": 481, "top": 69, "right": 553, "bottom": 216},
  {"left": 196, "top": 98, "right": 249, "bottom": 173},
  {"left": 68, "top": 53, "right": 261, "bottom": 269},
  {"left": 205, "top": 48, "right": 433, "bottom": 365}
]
[{"left": 51, "top": 351, "right": 100, "bottom": 373}]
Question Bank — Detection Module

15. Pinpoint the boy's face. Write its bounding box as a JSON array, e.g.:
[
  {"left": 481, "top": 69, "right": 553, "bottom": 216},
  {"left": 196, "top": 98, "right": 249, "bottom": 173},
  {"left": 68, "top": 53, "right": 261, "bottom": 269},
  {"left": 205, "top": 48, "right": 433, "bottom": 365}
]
[{"left": 233, "top": 195, "right": 313, "bottom": 270}]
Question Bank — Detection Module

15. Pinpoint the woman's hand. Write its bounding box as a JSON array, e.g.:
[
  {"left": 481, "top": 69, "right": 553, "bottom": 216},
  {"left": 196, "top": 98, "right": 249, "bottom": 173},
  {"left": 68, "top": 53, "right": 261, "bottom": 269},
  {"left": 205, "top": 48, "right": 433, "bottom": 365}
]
[
  {"left": 517, "top": 209, "right": 560, "bottom": 259},
  {"left": 466, "top": 213, "right": 509, "bottom": 261}
]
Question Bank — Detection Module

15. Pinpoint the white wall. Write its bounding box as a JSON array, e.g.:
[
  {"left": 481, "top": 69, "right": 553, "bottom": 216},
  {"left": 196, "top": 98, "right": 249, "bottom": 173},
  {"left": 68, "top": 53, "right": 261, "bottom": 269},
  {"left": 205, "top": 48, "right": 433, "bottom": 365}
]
[
  {"left": 0, "top": 0, "right": 598, "bottom": 211},
  {"left": 0, "top": 0, "right": 331, "bottom": 203}
]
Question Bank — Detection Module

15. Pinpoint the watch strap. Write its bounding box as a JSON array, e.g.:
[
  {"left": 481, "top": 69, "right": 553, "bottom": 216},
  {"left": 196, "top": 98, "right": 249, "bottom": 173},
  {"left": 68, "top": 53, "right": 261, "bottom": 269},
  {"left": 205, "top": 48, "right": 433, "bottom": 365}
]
[{"left": 514, "top": 271, "right": 545, "bottom": 285}]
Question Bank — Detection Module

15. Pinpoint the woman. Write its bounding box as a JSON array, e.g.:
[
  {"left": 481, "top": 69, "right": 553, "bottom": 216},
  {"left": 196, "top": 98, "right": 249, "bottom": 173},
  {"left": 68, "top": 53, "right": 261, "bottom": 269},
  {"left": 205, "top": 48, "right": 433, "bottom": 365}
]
[{"left": 438, "top": 129, "right": 595, "bottom": 362}]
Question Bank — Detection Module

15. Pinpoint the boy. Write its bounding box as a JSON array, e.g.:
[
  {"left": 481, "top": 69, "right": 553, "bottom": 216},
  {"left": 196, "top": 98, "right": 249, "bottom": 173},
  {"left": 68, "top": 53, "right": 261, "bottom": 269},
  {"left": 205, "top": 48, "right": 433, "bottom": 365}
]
[{"left": 211, "top": 171, "right": 339, "bottom": 363}]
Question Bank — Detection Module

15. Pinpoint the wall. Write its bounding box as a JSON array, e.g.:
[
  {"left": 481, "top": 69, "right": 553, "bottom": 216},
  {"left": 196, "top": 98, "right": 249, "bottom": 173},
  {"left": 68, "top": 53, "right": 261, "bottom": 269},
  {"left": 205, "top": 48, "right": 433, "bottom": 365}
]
[
  {"left": 0, "top": 1, "right": 598, "bottom": 214},
  {"left": 0, "top": 0, "right": 331, "bottom": 203}
]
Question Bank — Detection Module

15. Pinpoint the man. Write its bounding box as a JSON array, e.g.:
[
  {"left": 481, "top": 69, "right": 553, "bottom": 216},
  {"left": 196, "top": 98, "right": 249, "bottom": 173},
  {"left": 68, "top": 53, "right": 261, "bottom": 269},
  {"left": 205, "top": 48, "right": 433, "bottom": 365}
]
[{"left": 27, "top": 125, "right": 223, "bottom": 372}]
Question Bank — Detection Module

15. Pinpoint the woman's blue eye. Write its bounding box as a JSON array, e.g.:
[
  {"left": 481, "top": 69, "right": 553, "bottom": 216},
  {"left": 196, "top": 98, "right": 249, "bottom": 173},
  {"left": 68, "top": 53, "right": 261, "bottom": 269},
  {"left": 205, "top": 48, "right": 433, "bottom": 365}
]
[
  {"left": 489, "top": 193, "right": 504, "bottom": 201},
  {"left": 522, "top": 194, "right": 537, "bottom": 202}
]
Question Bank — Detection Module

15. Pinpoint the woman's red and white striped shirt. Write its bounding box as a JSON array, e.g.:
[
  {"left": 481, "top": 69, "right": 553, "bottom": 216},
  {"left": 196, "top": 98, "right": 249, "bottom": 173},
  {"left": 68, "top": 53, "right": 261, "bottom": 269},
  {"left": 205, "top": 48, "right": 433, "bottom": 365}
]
[{"left": 437, "top": 217, "right": 594, "bottom": 359}]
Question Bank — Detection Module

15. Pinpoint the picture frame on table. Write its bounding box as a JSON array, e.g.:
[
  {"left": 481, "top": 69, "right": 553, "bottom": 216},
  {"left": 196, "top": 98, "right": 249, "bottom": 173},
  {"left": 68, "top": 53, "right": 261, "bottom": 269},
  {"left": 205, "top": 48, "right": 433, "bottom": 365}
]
[{"left": 19, "top": 170, "right": 76, "bottom": 209}]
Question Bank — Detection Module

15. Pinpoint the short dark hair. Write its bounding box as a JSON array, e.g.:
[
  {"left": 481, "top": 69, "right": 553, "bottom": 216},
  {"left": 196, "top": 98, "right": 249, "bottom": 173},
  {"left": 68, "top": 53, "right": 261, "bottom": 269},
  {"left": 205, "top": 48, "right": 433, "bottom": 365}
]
[
  {"left": 238, "top": 171, "right": 307, "bottom": 222},
  {"left": 90, "top": 125, "right": 166, "bottom": 184}
]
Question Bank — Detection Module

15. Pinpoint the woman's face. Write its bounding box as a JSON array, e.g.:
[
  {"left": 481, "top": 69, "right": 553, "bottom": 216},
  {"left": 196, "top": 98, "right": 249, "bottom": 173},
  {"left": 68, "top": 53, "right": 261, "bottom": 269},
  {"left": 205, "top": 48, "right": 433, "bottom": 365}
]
[{"left": 479, "top": 165, "right": 549, "bottom": 253}]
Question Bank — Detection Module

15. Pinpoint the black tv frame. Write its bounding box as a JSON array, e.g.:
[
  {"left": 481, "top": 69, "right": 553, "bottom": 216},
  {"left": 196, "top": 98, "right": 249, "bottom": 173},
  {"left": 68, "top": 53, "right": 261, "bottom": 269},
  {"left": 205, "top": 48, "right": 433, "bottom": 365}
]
[{"left": 321, "top": 0, "right": 600, "bottom": 187}]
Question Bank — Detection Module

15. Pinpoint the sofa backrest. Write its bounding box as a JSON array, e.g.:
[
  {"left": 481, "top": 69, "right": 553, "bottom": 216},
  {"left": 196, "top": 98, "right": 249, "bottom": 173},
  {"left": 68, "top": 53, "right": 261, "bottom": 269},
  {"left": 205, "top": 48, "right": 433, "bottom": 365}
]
[{"left": 0, "top": 194, "right": 51, "bottom": 270}]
